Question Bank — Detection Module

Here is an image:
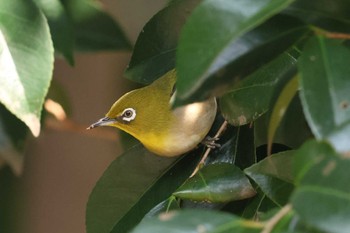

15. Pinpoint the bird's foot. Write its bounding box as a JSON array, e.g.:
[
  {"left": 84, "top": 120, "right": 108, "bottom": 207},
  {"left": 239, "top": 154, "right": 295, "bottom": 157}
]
[{"left": 202, "top": 136, "right": 221, "bottom": 149}]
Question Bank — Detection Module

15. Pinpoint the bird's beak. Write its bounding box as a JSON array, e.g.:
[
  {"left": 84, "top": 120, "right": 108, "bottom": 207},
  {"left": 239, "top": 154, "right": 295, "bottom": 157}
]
[{"left": 87, "top": 117, "right": 116, "bottom": 130}]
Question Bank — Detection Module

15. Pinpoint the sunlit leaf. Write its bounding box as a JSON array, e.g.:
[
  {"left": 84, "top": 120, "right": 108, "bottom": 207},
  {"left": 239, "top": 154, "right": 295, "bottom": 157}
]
[{"left": 0, "top": 0, "right": 54, "bottom": 136}]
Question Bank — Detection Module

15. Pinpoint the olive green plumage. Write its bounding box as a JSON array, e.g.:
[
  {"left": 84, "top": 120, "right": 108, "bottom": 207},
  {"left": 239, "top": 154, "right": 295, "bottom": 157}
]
[{"left": 88, "top": 70, "right": 217, "bottom": 157}]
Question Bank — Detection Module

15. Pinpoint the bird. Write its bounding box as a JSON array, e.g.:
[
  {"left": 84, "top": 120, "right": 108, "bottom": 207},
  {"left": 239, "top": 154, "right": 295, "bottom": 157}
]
[{"left": 87, "top": 69, "right": 217, "bottom": 157}]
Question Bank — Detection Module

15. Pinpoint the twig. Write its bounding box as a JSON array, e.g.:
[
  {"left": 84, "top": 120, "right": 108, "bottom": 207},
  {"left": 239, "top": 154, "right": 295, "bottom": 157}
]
[
  {"left": 190, "top": 120, "right": 228, "bottom": 177},
  {"left": 261, "top": 204, "right": 292, "bottom": 233}
]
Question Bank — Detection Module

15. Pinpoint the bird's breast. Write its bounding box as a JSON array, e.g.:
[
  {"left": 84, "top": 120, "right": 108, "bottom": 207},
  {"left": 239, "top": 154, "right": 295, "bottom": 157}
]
[{"left": 143, "top": 98, "right": 217, "bottom": 157}]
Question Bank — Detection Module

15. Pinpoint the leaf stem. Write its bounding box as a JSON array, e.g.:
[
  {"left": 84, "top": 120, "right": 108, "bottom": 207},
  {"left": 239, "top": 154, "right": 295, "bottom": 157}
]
[{"left": 312, "top": 27, "right": 350, "bottom": 40}]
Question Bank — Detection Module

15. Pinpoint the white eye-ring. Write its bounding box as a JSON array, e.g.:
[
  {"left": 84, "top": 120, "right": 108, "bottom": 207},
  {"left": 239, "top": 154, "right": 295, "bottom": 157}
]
[{"left": 121, "top": 108, "right": 136, "bottom": 122}]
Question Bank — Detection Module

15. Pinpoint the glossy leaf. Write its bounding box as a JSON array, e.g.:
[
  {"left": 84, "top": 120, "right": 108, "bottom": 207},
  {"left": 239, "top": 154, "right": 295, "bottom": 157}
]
[
  {"left": 131, "top": 209, "right": 263, "bottom": 233},
  {"left": 267, "top": 75, "right": 299, "bottom": 154},
  {"left": 34, "top": 0, "right": 74, "bottom": 64},
  {"left": 220, "top": 49, "right": 298, "bottom": 126},
  {"left": 145, "top": 196, "right": 180, "bottom": 218},
  {"left": 0, "top": 0, "right": 54, "bottom": 136},
  {"left": 176, "top": 0, "right": 299, "bottom": 103},
  {"left": 125, "top": 0, "right": 200, "bottom": 84},
  {"left": 292, "top": 140, "right": 350, "bottom": 233},
  {"left": 177, "top": 15, "right": 307, "bottom": 106},
  {"left": 245, "top": 151, "right": 294, "bottom": 206},
  {"left": 62, "top": 0, "right": 131, "bottom": 52},
  {"left": 285, "top": 0, "right": 350, "bottom": 34},
  {"left": 298, "top": 36, "right": 350, "bottom": 152},
  {"left": 174, "top": 163, "right": 256, "bottom": 202},
  {"left": 86, "top": 144, "right": 201, "bottom": 233},
  {"left": 205, "top": 124, "right": 256, "bottom": 169}
]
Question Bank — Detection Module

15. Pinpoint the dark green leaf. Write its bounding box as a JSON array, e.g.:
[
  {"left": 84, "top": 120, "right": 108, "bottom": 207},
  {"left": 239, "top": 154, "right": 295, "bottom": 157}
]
[
  {"left": 34, "top": 0, "right": 75, "bottom": 65},
  {"left": 254, "top": 95, "right": 312, "bottom": 149},
  {"left": 0, "top": 0, "right": 54, "bottom": 136},
  {"left": 0, "top": 115, "right": 23, "bottom": 176},
  {"left": 285, "top": 0, "right": 350, "bottom": 34},
  {"left": 0, "top": 104, "right": 28, "bottom": 176},
  {"left": 62, "top": 0, "right": 131, "bottom": 52},
  {"left": 245, "top": 151, "right": 295, "bottom": 206},
  {"left": 176, "top": 0, "right": 302, "bottom": 103},
  {"left": 298, "top": 36, "right": 350, "bottom": 153},
  {"left": 220, "top": 49, "right": 298, "bottom": 126},
  {"left": 292, "top": 140, "right": 350, "bottom": 233},
  {"left": 145, "top": 196, "right": 180, "bottom": 218},
  {"left": 125, "top": 0, "right": 201, "bottom": 84},
  {"left": 267, "top": 75, "right": 299, "bottom": 154},
  {"left": 86, "top": 144, "right": 201, "bottom": 233},
  {"left": 206, "top": 124, "right": 256, "bottom": 169},
  {"left": 176, "top": 14, "right": 307, "bottom": 106},
  {"left": 174, "top": 163, "right": 256, "bottom": 202},
  {"left": 241, "top": 188, "right": 278, "bottom": 219},
  {"left": 0, "top": 167, "right": 18, "bottom": 233},
  {"left": 131, "top": 209, "right": 263, "bottom": 233}
]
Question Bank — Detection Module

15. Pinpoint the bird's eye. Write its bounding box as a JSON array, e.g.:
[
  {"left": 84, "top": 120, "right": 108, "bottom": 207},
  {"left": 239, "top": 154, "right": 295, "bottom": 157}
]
[{"left": 121, "top": 108, "right": 136, "bottom": 122}]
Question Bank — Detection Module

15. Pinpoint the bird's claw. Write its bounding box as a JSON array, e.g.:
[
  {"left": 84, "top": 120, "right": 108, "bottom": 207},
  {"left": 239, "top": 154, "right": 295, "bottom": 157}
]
[{"left": 202, "top": 136, "right": 221, "bottom": 149}]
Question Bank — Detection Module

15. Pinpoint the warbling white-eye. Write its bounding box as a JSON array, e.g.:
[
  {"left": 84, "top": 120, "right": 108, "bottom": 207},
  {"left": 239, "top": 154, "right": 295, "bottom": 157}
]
[{"left": 88, "top": 70, "right": 217, "bottom": 157}]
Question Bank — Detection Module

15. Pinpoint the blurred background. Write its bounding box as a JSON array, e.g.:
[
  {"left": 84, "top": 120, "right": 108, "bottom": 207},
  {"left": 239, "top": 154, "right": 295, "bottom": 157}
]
[{"left": 2, "top": 1, "right": 167, "bottom": 232}]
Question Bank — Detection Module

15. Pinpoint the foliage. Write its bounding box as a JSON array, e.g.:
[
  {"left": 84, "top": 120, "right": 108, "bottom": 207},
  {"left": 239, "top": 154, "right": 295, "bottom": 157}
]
[{"left": 1, "top": 0, "right": 350, "bottom": 233}]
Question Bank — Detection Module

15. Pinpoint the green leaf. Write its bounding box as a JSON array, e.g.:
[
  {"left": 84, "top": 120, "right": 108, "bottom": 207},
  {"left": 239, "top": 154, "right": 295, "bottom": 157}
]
[
  {"left": 174, "top": 163, "right": 256, "bottom": 203},
  {"left": 220, "top": 49, "right": 298, "bottom": 126},
  {"left": 293, "top": 188, "right": 350, "bottom": 233},
  {"left": 241, "top": 188, "right": 278, "bottom": 219},
  {"left": 254, "top": 95, "right": 312, "bottom": 149},
  {"left": 176, "top": 15, "right": 307, "bottom": 106},
  {"left": 176, "top": 0, "right": 299, "bottom": 103},
  {"left": 298, "top": 36, "right": 350, "bottom": 153},
  {"left": 86, "top": 144, "right": 201, "bottom": 233},
  {"left": 63, "top": 0, "right": 131, "bottom": 52},
  {"left": 145, "top": 196, "right": 180, "bottom": 218},
  {"left": 291, "top": 140, "right": 350, "bottom": 233},
  {"left": 0, "top": 115, "right": 23, "bottom": 176},
  {"left": 0, "top": 0, "right": 54, "bottom": 136},
  {"left": 293, "top": 140, "right": 333, "bottom": 184},
  {"left": 267, "top": 75, "right": 299, "bottom": 154},
  {"left": 285, "top": 0, "right": 350, "bottom": 34},
  {"left": 125, "top": 0, "right": 201, "bottom": 84},
  {"left": 206, "top": 125, "right": 256, "bottom": 169},
  {"left": 33, "top": 0, "right": 75, "bottom": 65},
  {"left": 131, "top": 209, "right": 263, "bottom": 233},
  {"left": 245, "top": 151, "right": 295, "bottom": 206}
]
